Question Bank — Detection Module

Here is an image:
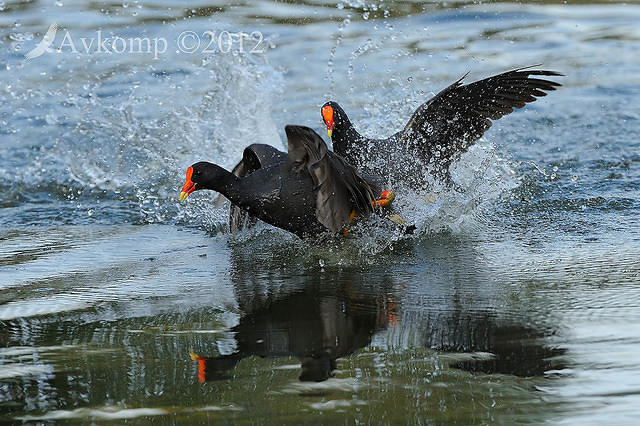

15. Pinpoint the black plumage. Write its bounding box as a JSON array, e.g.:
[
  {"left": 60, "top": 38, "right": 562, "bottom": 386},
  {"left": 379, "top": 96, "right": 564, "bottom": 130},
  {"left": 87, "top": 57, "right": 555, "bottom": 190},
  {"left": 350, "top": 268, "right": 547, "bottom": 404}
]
[
  {"left": 180, "top": 125, "right": 376, "bottom": 238},
  {"left": 322, "top": 67, "right": 563, "bottom": 188}
]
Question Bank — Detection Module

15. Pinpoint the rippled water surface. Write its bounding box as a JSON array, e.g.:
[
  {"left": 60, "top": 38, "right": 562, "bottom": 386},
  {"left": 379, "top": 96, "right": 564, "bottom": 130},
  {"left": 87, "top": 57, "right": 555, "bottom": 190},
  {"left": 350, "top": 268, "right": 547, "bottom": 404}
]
[{"left": 1, "top": 0, "right": 639, "bottom": 423}]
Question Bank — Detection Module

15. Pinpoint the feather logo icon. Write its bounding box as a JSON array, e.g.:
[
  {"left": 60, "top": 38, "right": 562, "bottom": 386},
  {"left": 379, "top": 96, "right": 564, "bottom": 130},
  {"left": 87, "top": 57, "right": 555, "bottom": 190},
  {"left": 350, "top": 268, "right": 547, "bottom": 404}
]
[{"left": 25, "top": 23, "right": 58, "bottom": 59}]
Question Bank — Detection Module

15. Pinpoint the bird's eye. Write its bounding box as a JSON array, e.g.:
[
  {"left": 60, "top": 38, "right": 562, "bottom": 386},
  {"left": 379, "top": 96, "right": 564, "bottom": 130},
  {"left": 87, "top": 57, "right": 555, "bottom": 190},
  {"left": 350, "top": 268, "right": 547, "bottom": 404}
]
[{"left": 195, "top": 170, "right": 202, "bottom": 176}]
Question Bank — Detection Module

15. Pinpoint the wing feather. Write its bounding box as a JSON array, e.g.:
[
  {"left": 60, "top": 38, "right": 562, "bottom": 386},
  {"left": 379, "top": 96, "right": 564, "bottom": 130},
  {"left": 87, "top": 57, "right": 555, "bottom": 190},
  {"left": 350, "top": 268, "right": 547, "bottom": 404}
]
[
  {"left": 224, "top": 144, "right": 286, "bottom": 232},
  {"left": 400, "top": 67, "right": 563, "bottom": 167},
  {"left": 285, "top": 125, "right": 375, "bottom": 233}
]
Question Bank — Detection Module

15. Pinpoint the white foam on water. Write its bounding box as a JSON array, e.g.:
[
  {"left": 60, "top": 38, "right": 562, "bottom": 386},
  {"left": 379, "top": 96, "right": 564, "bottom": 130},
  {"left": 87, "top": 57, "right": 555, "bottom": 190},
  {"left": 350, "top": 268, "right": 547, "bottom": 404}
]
[{"left": 17, "top": 407, "right": 168, "bottom": 421}]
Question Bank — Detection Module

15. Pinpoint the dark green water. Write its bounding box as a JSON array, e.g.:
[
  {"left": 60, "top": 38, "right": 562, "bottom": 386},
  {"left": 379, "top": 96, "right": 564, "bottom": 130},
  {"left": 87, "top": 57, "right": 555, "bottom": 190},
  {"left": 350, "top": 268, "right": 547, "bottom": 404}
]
[{"left": 1, "top": 0, "right": 639, "bottom": 423}]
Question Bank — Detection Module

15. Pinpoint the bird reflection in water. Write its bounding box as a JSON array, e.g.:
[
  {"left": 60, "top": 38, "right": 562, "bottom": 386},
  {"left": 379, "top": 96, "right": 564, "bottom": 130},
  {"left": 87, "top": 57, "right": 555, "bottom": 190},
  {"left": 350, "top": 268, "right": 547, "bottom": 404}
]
[
  {"left": 189, "top": 242, "right": 566, "bottom": 384},
  {"left": 189, "top": 279, "right": 397, "bottom": 383}
]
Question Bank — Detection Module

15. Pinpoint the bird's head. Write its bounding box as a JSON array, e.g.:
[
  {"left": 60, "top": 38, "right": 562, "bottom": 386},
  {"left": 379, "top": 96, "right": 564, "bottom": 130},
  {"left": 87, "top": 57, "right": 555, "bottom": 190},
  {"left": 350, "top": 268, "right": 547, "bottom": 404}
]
[
  {"left": 179, "top": 162, "right": 223, "bottom": 201},
  {"left": 321, "top": 101, "right": 349, "bottom": 139}
]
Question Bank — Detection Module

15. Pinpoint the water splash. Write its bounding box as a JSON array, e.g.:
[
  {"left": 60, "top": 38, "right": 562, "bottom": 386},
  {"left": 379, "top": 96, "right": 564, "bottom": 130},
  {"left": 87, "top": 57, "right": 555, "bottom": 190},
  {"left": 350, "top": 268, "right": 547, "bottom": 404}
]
[
  {"left": 326, "top": 13, "right": 352, "bottom": 99},
  {"left": 2, "top": 3, "right": 519, "bottom": 246},
  {"left": 217, "top": 140, "right": 517, "bottom": 264}
]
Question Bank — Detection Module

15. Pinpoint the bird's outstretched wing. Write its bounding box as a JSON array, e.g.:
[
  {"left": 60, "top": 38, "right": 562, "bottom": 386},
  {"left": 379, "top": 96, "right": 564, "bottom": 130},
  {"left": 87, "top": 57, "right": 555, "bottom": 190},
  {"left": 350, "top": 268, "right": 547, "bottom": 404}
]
[{"left": 400, "top": 66, "right": 563, "bottom": 168}]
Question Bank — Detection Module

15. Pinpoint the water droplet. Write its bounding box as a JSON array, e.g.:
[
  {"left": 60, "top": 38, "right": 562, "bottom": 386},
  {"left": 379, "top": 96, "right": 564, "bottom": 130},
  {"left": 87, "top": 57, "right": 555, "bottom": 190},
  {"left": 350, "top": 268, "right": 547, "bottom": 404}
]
[
  {"left": 122, "top": 1, "right": 129, "bottom": 8},
  {"left": 55, "top": 0, "right": 63, "bottom": 6},
  {"left": 87, "top": 209, "right": 94, "bottom": 216}
]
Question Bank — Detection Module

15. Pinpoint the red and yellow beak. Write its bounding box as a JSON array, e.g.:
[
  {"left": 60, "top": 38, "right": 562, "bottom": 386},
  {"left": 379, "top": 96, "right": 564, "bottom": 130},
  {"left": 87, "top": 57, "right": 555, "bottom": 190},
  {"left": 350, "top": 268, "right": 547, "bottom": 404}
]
[
  {"left": 179, "top": 166, "right": 196, "bottom": 201},
  {"left": 189, "top": 352, "right": 207, "bottom": 383},
  {"left": 322, "top": 105, "right": 334, "bottom": 138}
]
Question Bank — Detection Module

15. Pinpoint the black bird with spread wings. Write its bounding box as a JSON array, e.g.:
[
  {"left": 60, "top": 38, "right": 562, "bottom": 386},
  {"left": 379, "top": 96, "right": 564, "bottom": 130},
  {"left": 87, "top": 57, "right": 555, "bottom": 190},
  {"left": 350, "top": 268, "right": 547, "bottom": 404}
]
[{"left": 321, "top": 67, "right": 563, "bottom": 189}]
